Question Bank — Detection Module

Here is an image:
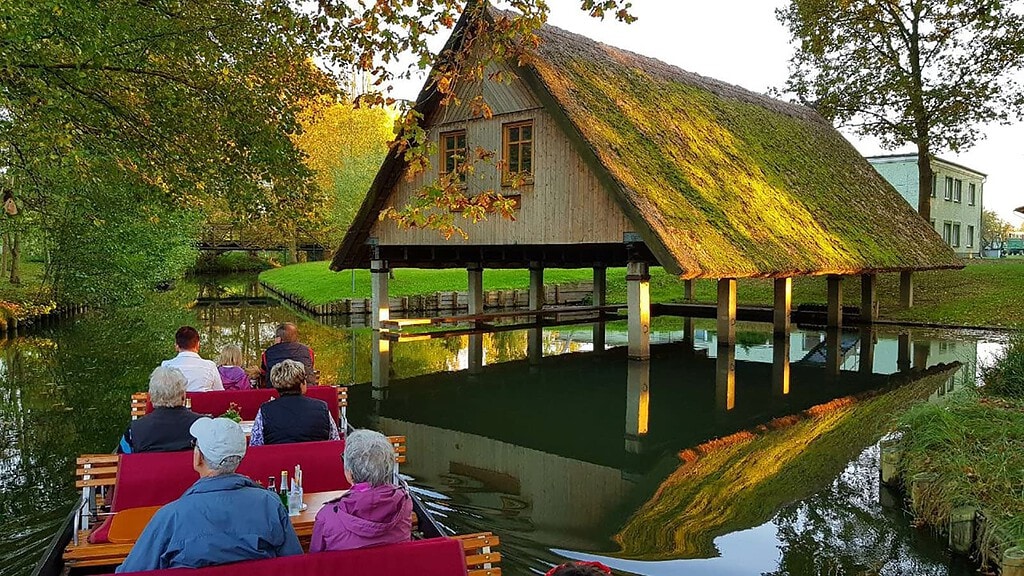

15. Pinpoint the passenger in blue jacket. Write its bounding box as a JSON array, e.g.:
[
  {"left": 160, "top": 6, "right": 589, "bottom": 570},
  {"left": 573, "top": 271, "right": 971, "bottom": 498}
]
[{"left": 116, "top": 417, "right": 302, "bottom": 573}]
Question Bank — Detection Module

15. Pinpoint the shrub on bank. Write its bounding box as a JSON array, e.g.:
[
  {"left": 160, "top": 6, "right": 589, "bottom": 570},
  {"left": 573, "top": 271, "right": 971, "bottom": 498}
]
[{"left": 980, "top": 333, "right": 1024, "bottom": 398}]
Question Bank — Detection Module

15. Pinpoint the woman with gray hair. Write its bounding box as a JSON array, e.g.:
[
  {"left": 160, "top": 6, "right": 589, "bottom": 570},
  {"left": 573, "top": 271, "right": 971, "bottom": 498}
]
[
  {"left": 249, "top": 359, "right": 339, "bottom": 446},
  {"left": 117, "top": 366, "right": 202, "bottom": 453},
  {"left": 309, "top": 429, "right": 412, "bottom": 552}
]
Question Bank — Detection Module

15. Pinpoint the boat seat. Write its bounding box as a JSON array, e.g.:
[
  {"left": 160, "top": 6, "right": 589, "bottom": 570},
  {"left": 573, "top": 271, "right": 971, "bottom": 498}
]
[
  {"left": 92, "top": 533, "right": 501, "bottom": 576},
  {"left": 131, "top": 385, "right": 348, "bottom": 423}
]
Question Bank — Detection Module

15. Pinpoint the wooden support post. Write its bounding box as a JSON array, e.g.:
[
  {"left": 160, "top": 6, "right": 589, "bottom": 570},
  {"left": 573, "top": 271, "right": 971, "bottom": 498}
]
[
  {"left": 773, "top": 277, "right": 791, "bottom": 338},
  {"left": 1002, "top": 547, "right": 1024, "bottom": 576},
  {"left": 468, "top": 334, "right": 484, "bottom": 374},
  {"left": 716, "top": 278, "right": 736, "bottom": 347},
  {"left": 527, "top": 327, "right": 542, "bottom": 366},
  {"left": 683, "top": 316, "right": 695, "bottom": 351},
  {"left": 529, "top": 263, "right": 544, "bottom": 311},
  {"left": 900, "top": 271, "right": 914, "bottom": 308},
  {"left": 624, "top": 360, "right": 650, "bottom": 454},
  {"left": 467, "top": 264, "right": 483, "bottom": 316},
  {"left": 826, "top": 328, "right": 842, "bottom": 377},
  {"left": 772, "top": 335, "right": 790, "bottom": 396},
  {"left": 827, "top": 275, "right": 843, "bottom": 328},
  {"left": 371, "top": 331, "right": 390, "bottom": 401},
  {"left": 897, "top": 331, "right": 912, "bottom": 372},
  {"left": 592, "top": 266, "right": 606, "bottom": 352},
  {"left": 684, "top": 279, "right": 695, "bottom": 301},
  {"left": 859, "top": 327, "right": 875, "bottom": 375},
  {"left": 371, "top": 259, "right": 389, "bottom": 331},
  {"left": 716, "top": 344, "right": 736, "bottom": 412},
  {"left": 627, "top": 261, "right": 651, "bottom": 361},
  {"left": 860, "top": 274, "right": 877, "bottom": 323},
  {"left": 948, "top": 507, "right": 976, "bottom": 555}
]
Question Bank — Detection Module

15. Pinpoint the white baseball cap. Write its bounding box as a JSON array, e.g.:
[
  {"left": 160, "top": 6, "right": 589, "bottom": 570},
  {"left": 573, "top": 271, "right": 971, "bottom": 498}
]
[{"left": 189, "top": 417, "right": 246, "bottom": 466}]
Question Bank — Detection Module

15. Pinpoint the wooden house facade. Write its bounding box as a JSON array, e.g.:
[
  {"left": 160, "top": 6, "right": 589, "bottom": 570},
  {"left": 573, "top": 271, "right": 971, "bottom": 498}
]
[{"left": 332, "top": 5, "right": 961, "bottom": 359}]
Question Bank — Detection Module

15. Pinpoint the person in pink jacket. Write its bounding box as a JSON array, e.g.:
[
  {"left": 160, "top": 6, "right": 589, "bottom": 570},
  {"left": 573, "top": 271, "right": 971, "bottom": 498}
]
[{"left": 309, "top": 429, "right": 412, "bottom": 552}]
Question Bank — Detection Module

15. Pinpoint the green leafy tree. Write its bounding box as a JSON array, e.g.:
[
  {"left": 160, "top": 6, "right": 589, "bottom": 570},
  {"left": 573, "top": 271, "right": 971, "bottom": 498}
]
[
  {"left": 778, "top": 0, "right": 1024, "bottom": 222},
  {"left": 982, "top": 208, "right": 1015, "bottom": 249}
]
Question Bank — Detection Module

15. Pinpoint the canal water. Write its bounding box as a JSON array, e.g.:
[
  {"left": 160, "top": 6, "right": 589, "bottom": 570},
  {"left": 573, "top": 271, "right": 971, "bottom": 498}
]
[{"left": 0, "top": 275, "right": 1005, "bottom": 575}]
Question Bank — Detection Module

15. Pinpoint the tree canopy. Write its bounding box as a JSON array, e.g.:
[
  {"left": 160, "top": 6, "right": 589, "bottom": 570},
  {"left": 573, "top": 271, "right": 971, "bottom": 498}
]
[
  {"left": 778, "top": 0, "right": 1024, "bottom": 221},
  {"left": 0, "top": 0, "right": 635, "bottom": 303}
]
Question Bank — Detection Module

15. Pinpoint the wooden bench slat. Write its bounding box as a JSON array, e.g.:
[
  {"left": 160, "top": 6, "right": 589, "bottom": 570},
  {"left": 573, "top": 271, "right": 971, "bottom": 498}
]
[
  {"left": 460, "top": 535, "right": 500, "bottom": 550},
  {"left": 76, "top": 465, "right": 119, "bottom": 476},
  {"left": 77, "top": 455, "right": 119, "bottom": 465},
  {"left": 467, "top": 569, "right": 502, "bottom": 576},
  {"left": 76, "top": 478, "right": 118, "bottom": 488},
  {"left": 465, "top": 552, "right": 502, "bottom": 566}
]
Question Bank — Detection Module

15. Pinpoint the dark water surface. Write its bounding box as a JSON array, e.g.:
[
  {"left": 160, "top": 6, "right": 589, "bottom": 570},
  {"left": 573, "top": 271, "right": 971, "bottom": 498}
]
[{"left": 0, "top": 275, "right": 1004, "bottom": 575}]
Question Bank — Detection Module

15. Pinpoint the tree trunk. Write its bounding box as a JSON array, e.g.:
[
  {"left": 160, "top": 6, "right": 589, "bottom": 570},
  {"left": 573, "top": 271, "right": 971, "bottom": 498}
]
[
  {"left": 287, "top": 232, "right": 298, "bottom": 265},
  {"left": 10, "top": 232, "right": 21, "bottom": 285},
  {"left": 916, "top": 144, "right": 932, "bottom": 223},
  {"left": 0, "top": 234, "right": 8, "bottom": 279}
]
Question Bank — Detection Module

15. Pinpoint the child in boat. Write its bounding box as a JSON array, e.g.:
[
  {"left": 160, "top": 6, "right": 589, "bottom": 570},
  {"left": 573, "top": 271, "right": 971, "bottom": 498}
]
[
  {"left": 309, "top": 429, "right": 412, "bottom": 552},
  {"left": 546, "top": 561, "right": 614, "bottom": 576},
  {"left": 216, "top": 344, "right": 251, "bottom": 390}
]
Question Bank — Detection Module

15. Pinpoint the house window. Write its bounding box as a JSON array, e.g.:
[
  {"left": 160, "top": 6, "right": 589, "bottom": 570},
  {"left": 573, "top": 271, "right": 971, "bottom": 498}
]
[
  {"left": 954, "top": 179, "right": 962, "bottom": 203},
  {"left": 503, "top": 120, "right": 534, "bottom": 184},
  {"left": 944, "top": 177, "right": 953, "bottom": 201},
  {"left": 930, "top": 173, "right": 937, "bottom": 198},
  {"left": 952, "top": 223, "right": 961, "bottom": 247},
  {"left": 969, "top": 183, "right": 976, "bottom": 206},
  {"left": 943, "top": 222, "right": 953, "bottom": 245},
  {"left": 967, "top": 225, "right": 975, "bottom": 248},
  {"left": 440, "top": 130, "right": 467, "bottom": 183}
]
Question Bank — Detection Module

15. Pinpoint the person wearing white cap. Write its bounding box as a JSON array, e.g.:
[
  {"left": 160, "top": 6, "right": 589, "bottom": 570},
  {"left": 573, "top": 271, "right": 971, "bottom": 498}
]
[{"left": 116, "top": 417, "right": 302, "bottom": 572}]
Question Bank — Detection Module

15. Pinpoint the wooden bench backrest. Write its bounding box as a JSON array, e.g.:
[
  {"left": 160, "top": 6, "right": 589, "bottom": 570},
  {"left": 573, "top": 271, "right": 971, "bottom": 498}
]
[
  {"left": 455, "top": 532, "right": 502, "bottom": 576},
  {"left": 130, "top": 386, "right": 349, "bottom": 421}
]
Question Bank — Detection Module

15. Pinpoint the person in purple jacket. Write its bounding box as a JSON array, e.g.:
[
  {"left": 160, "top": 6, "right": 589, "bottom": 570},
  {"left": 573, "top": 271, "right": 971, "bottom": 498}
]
[
  {"left": 309, "top": 429, "right": 412, "bottom": 552},
  {"left": 216, "top": 344, "right": 251, "bottom": 391}
]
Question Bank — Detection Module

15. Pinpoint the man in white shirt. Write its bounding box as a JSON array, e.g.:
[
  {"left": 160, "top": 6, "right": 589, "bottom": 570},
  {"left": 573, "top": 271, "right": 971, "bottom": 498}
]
[{"left": 162, "top": 326, "right": 224, "bottom": 392}]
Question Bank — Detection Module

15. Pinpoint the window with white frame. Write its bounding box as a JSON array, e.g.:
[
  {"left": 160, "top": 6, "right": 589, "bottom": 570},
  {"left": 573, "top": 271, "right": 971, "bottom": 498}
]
[
  {"left": 944, "top": 177, "right": 953, "bottom": 201},
  {"left": 943, "top": 222, "right": 953, "bottom": 244},
  {"left": 952, "top": 223, "right": 961, "bottom": 247},
  {"left": 969, "top": 183, "right": 976, "bottom": 206},
  {"left": 954, "top": 179, "right": 962, "bottom": 203},
  {"left": 967, "top": 225, "right": 975, "bottom": 247},
  {"left": 931, "top": 173, "right": 937, "bottom": 198}
]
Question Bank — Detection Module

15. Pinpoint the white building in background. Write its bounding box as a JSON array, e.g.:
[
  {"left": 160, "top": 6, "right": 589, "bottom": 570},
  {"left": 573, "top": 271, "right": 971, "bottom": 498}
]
[{"left": 868, "top": 154, "right": 985, "bottom": 258}]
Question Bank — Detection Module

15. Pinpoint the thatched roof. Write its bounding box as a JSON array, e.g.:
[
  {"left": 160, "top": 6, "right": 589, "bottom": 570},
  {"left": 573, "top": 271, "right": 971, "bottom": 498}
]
[{"left": 332, "top": 6, "right": 961, "bottom": 277}]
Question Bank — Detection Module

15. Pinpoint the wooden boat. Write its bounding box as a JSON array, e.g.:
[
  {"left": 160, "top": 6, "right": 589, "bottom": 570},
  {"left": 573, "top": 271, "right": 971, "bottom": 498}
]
[{"left": 30, "top": 388, "right": 500, "bottom": 576}]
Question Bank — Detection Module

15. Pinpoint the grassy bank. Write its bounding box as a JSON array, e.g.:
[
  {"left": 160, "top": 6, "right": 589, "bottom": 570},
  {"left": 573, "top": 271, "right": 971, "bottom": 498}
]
[
  {"left": 895, "top": 334, "right": 1024, "bottom": 561},
  {"left": 260, "top": 259, "right": 1024, "bottom": 327}
]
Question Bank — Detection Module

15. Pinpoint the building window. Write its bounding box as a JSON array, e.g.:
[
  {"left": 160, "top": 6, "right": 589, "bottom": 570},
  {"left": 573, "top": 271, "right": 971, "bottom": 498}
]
[
  {"left": 931, "top": 173, "right": 937, "bottom": 198},
  {"left": 943, "top": 222, "right": 953, "bottom": 245},
  {"left": 967, "top": 225, "right": 975, "bottom": 248},
  {"left": 969, "top": 183, "right": 976, "bottom": 206},
  {"left": 944, "top": 176, "right": 953, "bottom": 201},
  {"left": 503, "top": 120, "right": 534, "bottom": 184},
  {"left": 440, "top": 130, "right": 467, "bottom": 183},
  {"left": 952, "top": 223, "right": 961, "bottom": 247},
  {"left": 954, "top": 179, "right": 962, "bottom": 203}
]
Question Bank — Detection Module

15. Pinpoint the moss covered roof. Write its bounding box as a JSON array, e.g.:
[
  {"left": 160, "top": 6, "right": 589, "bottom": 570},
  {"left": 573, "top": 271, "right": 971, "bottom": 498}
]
[{"left": 523, "top": 20, "right": 961, "bottom": 278}]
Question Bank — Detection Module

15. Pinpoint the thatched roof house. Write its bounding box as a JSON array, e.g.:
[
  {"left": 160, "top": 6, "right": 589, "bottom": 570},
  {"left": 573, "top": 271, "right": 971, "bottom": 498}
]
[{"left": 332, "top": 6, "right": 959, "bottom": 280}]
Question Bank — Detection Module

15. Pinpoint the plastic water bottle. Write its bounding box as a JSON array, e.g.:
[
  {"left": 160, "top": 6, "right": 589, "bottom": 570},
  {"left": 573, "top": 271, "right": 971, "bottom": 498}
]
[{"left": 288, "top": 479, "right": 301, "bottom": 516}]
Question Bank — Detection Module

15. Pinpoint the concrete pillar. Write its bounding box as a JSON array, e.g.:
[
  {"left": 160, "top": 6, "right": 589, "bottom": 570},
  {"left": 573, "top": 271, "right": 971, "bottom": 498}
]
[
  {"left": 900, "top": 271, "right": 914, "bottom": 308},
  {"left": 467, "top": 264, "right": 483, "bottom": 315},
  {"left": 624, "top": 360, "right": 650, "bottom": 454},
  {"left": 627, "top": 261, "right": 651, "bottom": 361},
  {"left": 371, "top": 259, "right": 389, "bottom": 330},
  {"left": 684, "top": 279, "right": 695, "bottom": 301},
  {"left": 897, "top": 331, "right": 912, "bottom": 372},
  {"left": 468, "top": 334, "right": 484, "bottom": 374},
  {"left": 773, "top": 277, "right": 791, "bottom": 338},
  {"left": 825, "top": 327, "right": 842, "bottom": 377},
  {"left": 716, "top": 345, "right": 736, "bottom": 412},
  {"left": 859, "top": 327, "right": 875, "bottom": 375},
  {"left": 529, "top": 263, "right": 544, "bottom": 311},
  {"left": 527, "top": 327, "right": 543, "bottom": 366},
  {"left": 772, "top": 335, "right": 790, "bottom": 396},
  {"left": 860, "top": 274, "right": 877, "bottom": 323},
  {"left": 371, "top": 331, "right": 390, "bottom": 401},
  {"left": 592, "top": 266, "right": 606, "bottom": 352},
  {"left": 717, "top": 278, "right": 737, "bottom": 347},
  {"left": 827, "top": 275, "right": 843, "bottom": 328}
]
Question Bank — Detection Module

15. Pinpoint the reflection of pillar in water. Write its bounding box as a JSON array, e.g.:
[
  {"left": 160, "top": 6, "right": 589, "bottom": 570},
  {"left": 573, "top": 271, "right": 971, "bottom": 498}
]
[
  {"left": 859, "top": 327, "right": 876, "bottom": 375},
  {"left": 468, "top": 334, "right": 483, "bottom": 374},
  {"left": 371, "top": 331, "right": 390, "bottom": 401},
  {"left": 914, "top": 339, "right": 931, "bottom": 371},
  {"left": 825, "top": 328, "right": 841, "bottom": 377},
  {"left": 897, "top": 331, "right": 912, "bottom": 372},
  {"left": 625, "top": 360, "right": 650, "bottom": 454},
  {"left": 682, "top": 317, "right": 695, "bottom": 351},
  {"left": 528, "top": 327, "right": 542, "bottom": 366},
  {"left": 772, "top": 335, "right": 790, "bottom": 396},
  {"left": 716, "top": 345, "right": 736, "bottom": 412},
  {"left": 592, "top": 266, "right": 607, "bottom": 352}
]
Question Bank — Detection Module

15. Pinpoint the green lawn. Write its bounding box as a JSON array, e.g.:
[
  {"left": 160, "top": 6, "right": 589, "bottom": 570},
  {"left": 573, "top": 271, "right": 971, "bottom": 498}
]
[{"left": 260, "top": 259, "right": 1024, "bottom": 327}]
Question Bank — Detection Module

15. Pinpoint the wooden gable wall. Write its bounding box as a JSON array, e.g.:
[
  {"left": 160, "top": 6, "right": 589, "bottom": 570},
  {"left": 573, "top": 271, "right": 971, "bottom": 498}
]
[{"left": 370, "top": 57, "right": 633, "bottom": 247}]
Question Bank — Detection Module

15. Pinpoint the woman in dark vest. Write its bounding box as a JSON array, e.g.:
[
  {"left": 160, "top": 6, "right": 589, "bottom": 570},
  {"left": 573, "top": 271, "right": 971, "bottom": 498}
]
[
  {"left": 118, "top": 366, "right": 202, "bottom": 453},
  {"left": 249, "top": 359, "right": 340, "bottom": 446}
]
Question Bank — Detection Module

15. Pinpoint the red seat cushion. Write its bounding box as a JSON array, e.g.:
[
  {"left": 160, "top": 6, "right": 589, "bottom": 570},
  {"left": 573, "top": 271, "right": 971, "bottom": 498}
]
[
  {"left": 144, "top": 387, "right": 342, "bottom": 422},
  {"left": 104, "top": 537, "right": 469, "bottom": 576},
  {"left": 237, "top": 440, "right": 349, "bottom": 493},
  {"left": 305, "top": 386, "right": 342, "bottom": 422}
]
